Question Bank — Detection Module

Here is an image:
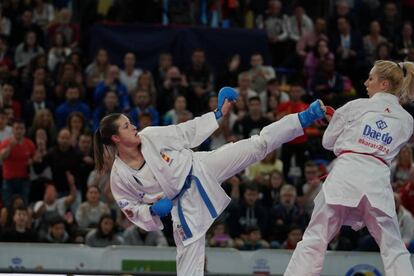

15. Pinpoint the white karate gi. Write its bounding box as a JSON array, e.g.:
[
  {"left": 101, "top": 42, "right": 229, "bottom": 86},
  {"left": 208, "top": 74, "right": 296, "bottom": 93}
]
[
  {"left": 110, "top": 112, "right": 304, "bottom": 276},
  {"left": 285, "top": 92, "right": 414, "bottom": 276}
]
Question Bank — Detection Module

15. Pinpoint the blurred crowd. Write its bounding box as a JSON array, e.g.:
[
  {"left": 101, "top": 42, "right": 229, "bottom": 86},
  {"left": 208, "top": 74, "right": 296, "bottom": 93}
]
[{"left": 0, "top": 0, "right": 414, "bottom": 254}]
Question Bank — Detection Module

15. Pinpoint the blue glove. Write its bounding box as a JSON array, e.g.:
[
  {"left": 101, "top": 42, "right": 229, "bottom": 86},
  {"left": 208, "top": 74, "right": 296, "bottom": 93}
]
[
  {"left": 149, "top": 198, "right": 173, "bottom": 217},
  {"left": 214, "top": 87, "right": 239, "bottom": 119},
  {"left": 298, "top": 100, "right": 325, "bottom": 127}
]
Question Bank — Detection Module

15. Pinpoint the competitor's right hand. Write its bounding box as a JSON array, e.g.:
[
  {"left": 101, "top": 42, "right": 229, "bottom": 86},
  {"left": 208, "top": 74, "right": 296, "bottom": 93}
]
[{"left": 149, "top": 198, "right": 173, "bottom": 217}]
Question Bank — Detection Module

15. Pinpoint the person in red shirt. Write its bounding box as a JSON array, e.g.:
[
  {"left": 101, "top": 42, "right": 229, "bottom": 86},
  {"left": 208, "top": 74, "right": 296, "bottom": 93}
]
[
  {"left": 399, "top": 168, "right": 414, "bottom": 215},
  {"left": 0, "top": 120, "right": 35, "bottom": 206},
  {"left": 276, "top": 83, "right": 309, "bottom": 182}
]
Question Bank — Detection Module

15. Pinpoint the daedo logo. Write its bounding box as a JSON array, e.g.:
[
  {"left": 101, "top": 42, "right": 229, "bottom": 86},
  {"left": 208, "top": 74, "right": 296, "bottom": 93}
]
[{"left": 362, "top": 120, "right": 393, "bottom": 145}]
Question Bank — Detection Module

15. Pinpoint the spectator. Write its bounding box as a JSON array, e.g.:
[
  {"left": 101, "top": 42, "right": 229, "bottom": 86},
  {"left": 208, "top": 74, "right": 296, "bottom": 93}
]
[
  {"left": 276, "top": 84, "right": 309, "bottom": 180},
  {"left": 55, "top": 84, "right": 91, "bottom": 129},
  {"left": 208, "top": 221, "right": 234, "bottom": 248},
  {"left": 296, "top": 17, "right": 328, "bottom": 59},
  {"left": 136, "top": 71, "right": 157, "bottom": 106},
  {"left": 280, "top": 224, "right": 303, "bottom": 249},
  {"left": 85, "top": 214, "right": 123, "bottom": 247},
  {"left": 27, "top": 108, "right": 57, "bottom": 146},
  {"left": 269, "top": 185, "right": 308, "bottom": 243},
  {"left": 399, "top": 168, "right": 414, "bottom": 216},
  {"left": 378, "top": 2, "right": 401, "bottom": 43},
  {"left": 14, "top": 31, "right": 45, "bottom": 70},
  {"left": 327, "top": 0, "right": 357, "bottom": 36},
  {"left": 395, "top": 21, "right": 414, "bottom": 60},
  {"left": 286, "top": 5, "right": 314, "bottom": 43},
  {"left": 247, "top": 52, "right": 276, "bottom": 93},
  {"left": 85, "top": 48, "right": 110, "bottom": 89},
  {"left": 0, "top": 36, "right": 13, "bottom": 74},
  {"left": 363, "top": 20, "right": 387, "bottom": 65},
  {"left": 163, "top": 95, "right": 192, "bottom": 126},
  {"left": 33, "top": 181, "right": 76, "bottom": 239},
  {"left": 23, "top": 84, "right": 53, "bottom": 127},
  {"left": 42, "top": 216, "right": 70, "bottom": 243},
  {"left": 263, "top": 0, "right": 289, "bottom": 65},
  {"left": 235, "top": 72, "right": 258, "bottom": 108},
  {"left": 0, "top": 8, "right": 11, "bottom": 37},
  {"left": 227, "top": 184, "right": 269, "bottom": 239},
  {"left": 374, "top": 42, "right": 393, "bottom": 64},
  {"left": 304, "top": 38, "right": 335, "bottom": 88},
  {"left": 0, "top": 109, "right": 12, "bottom": 142},
  {"left": 54, "top": 61, "right": 83, "bottom": 104},
  {"left": 75, "top": 185, "right": 110, "bottom": 230},
  {"left": 1, "top": 206, "right": 37, "bottom": 242},
  {"left": 394, "top": 193, "right": 414, "bottom": 246},
  {"left": 391, "top": 144, "right": 414, "bottom": 190},
  {"left": 11, "top": 10, "right": 44, "bottom": 47},
  {"left": 94, "top": 65, "right": 130, "bottom": 111},
  {"left": 0, "top": 120, "right": 35, "bottom": 206},
  {"left": 185, "top": 48, "right": 214, "bottom": 116},
  {"left": 157, "top": 66, "right": 188, "bottom": 116},
  {"left": 32, "top": 0, "right": 55, "bottom": 30},
  {"left": 77, "top": 132, "right": 95, "bottom": 199},
  {"left": 233, "top": 96, "right": 271, "bottom": 139},
  {"left": 128, "top": 89, "right": 160, "bottom": 129},
  {"left": 0, "top": 194, "right": 31, "bottom": 229},
  {"left": 47, "top": 8, "right": 80, "bottom": 49},
  {"left": 296, "top": 161, "right": 323, "bottom": 216},
  {"left": 123, "top": 225, "right": 168, "bottom": 246},
  {"left": 66, "top": 111, "right": 89, "bottom": 147},
  {"left": 92, "top": 90, "right": 121, "bottom": 131},
  {"left": 32, "top": 128, "right": 83, "bottom": 196},
  {"left": 259, "top": 78, "right": 289, "bottom": 118},
  {"left": 47, "top": 32, "right": 72, "bottom": 72},
  {"left": 234, "top": 226, "right": 270, "bottom": 250},
  {"left": 1, "top": 82, "right": 22, "bottom": 119},
  {"left": 246, "top": 150, "right": 283, "bottom": 185},
  {"left": 260, "top": 170, "right": 286, "bottom": 208},
  {"left": 216, "top": 54, "right": 242, "bottom": 90},
  {"left": 152, "top": 52, "right": 173, "bottom": 93},
  {"left": 119, "top": 52, "right": 142, "bottom": 94}
]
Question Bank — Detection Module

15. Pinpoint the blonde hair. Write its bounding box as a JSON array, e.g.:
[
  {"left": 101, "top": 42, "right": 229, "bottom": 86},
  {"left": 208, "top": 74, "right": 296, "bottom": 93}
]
[{"left": 373, "top": 60, "right": 414, "bottom": 103}]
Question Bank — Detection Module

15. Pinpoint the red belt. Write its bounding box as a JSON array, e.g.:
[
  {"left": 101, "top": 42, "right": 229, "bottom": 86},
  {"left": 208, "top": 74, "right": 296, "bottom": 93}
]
[{"left": 320, "top": 150, "right": 388, "bottom": 181}]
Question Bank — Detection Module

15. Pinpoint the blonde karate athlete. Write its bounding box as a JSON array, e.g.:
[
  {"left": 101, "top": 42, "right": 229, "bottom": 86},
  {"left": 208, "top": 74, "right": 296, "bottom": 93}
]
[
  {"left": 284, "top": 61, "right": 414, "bottom": 276},
  {"left": 93, "top": 87, "right": 326, "bottom": 276}
]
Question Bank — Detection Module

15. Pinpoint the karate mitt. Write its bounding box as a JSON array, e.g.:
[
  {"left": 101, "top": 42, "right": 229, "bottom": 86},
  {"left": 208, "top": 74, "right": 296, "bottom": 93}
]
[
  {"left": 298, "top": 100, "right": 325, "bottom": 127},
  {"left": 214, "top": 87, "right": 239, "bottom": 119},
  {"left": 149, "top": 198, "right": 173, "bottom": 217}
]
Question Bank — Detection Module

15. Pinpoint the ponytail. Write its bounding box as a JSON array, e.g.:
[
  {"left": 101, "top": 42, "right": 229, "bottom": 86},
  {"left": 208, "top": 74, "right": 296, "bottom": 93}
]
[
  {"left": 93, "top": 113, "right": 123, "bottom": 174},
  {"left": 399, "top": 62, "right": 414, "bottom": 104}
]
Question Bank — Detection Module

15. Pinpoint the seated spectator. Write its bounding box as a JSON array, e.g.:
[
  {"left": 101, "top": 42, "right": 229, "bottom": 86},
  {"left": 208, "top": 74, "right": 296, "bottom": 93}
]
[
  {"left": 55, "top": 84, "right": 91, "bottom": 129},
  {"left": 157, "top": 66, "right": 188, "bottom": 116},
  {"left": 85, "top": 214, "right": 123, "bottom": 247},
  {"left": 11, "top": 10, "right": 44, "bottom": 47},
  {"left": 1, "top": 206, "right": 37, "bottom": 242},
  {"left": 260, "top": 170, "right": 286, "bottom": 208},
  {"left": 391, "top": 145, "right": 414, "bottom": 190},
  {"left": 32, "top": 0, "right": 55, "bottom": 30},
  {"left": 42, "top": 216, "right": 70, "bottom": 243},
  {"left": 227, "top": 184, "right": 269, "bottom": 239},
  {"left": 399, "top": 168, "right": 414, "bottom": 215},
  {"left": 234, "top": 226, "right": 270, "bottom": 250},
  {"left": 247, "top": 52, "right": 276, "bottom": 93},
  {"left": 1, "top": 82, "right": 22, "bottom": 119},
  {"left": 395, "top": 21, "right": 414, "bottom": 60},
  {"left": 54, "top": 61, "right": 84, "bottom": 104},
  {"left": 152, "top": 52, "right": 173, "bottom": 93},
  {"left": 27, "top": 108, "right": 58, "bottom": 145},
  {"left": 94, "top": 65, "right": 129, "bottom": 111},
  {"left": 23, "top": 84, "right": 54, "bottom": 127},
  {"left": 287, "top": 5, "right": 313, "bottom": 43},
  {"left": 304, "top": 38, "right": 334, "bottom": 89},
  {"left": 0, "top": 8, "right": 11, "bottom": 37},
  {"left": 33, "top": 181, "right": 76, "bottom": 239},
  {"left": 0, "top": 36, "right": 13, "bottom": 72},
  {"left": 77, "top": 132, "right": 95, "bottom": 199},
  {"left": 123, "top": 225, "right": 168, "bottom": 246},
  {"left": 269, "top": 185, "right": 308, "bottom": 243},
  {"left": 259, "top": 78, "right": 289, "bottom": 118},
  {"left": 394, "top": 193, "right": 414, "bottom": 246},
  {"left": 296, "top": 161, "right": 323, "bottom": 216},
  {"left": 92, "top": 91, "right": 121, "bottom": 131},
  {"left": 208, "top": 221, "right": 234, "bottom": 248},
  {"left": 163, "top": 95, "right": 192, "bottom": 126},
  {"left": 280, "top": 224, "right": 303, "bottom": 249},
  {"left": 128, "top": 89, "right": 160, "bottom": 129},
  {"left": 136, "top": 71, "right": 157, "bottom": 106},
  {"left": 14, "top": 31, "right": 45, "bottom": 70},
  {"left": 75, "top": 185, "right": 110, "bottom": 230},
  {"left": 85, "top": 48, "right": 110, "bottom": 89},
  {"left": 296, "top": 17, "right": 328, "bottom": 59},
  {"left": 246, "top": 150, "right": 283, "bottom": 185},
  {"left": 216, "top": 54, "right": 242, "bottom": 90},
  {"left": 235, "top": 72, "right": 258, "bottom": 107},
  {"left": 0, "top": 194, "right": 31, "bottom": 229},
  {"left": 119, "top": 52, "right": 142, "bottom": 94},
  {"left": 363, "top": 20, "right": 387, "bottom": 65},
  {"left": 48, "top": 32, "right": 72, "bottom": 72},
  {"left": 66, "top": 111, "right": 89, "bottom": 147},
  {"left": 0, "top": 109, "right": 12, "bottom": 142},
  {"left": 47, "top": 8, "right": 80, "bottom": 49}
]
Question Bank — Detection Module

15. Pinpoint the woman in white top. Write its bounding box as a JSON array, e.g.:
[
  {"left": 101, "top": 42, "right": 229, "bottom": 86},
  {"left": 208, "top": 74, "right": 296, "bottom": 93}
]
[
  {"left": 285, "top": 60, "right": 414, "bottom": 276},
  {"left": 93, "top": 87, "right": 325, "bottom": 276}
]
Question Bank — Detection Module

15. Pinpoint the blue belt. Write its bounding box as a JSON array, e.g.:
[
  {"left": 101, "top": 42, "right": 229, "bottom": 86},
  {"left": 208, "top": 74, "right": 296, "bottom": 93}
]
[{"left": 172, "top": 167, "right": 218, "bottom": 241}]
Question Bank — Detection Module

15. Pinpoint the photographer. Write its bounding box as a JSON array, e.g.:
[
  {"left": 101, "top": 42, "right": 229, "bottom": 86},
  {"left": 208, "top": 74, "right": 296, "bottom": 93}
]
[{"left": 157, "top": 66, "right": 188, "bottom": 116}]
